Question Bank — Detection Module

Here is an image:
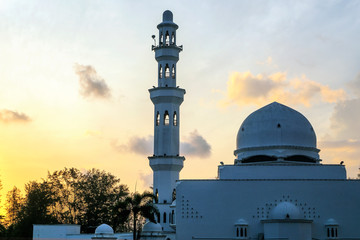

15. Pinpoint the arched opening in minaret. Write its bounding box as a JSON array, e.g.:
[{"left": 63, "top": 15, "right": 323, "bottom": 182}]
[
  {"left": 156, "top": 112, "right": 160, "bottom": 126},
  {"left": 155, "top": 189, "right": 159, "bottom": 203},
  {"left": 171, "top": 209, "right": 175, "bottom": 224},
  {"left": 165, "top": 31, "right": 170, "bottom": 45},
  {"left": 159, "top": 65, "right": 163, "bottom": 78},
  {"left": 171, "top": 65, "right": 175, "bottom": 79},
  {"left": 171, "top": 32, "right": 175, "bottom": 44},
  {"left": 173, "top": 112, "right": 177, "bottom": 126},
  {"left": 164, "top": 111, "right": 170, "bottom": 125},
  {"left": 163, "top": 212, "right": 167, "bottom": 223},
  {"left": 160, "top": 32, "right": 163, "bottom": 45},
  {"left": 165, "top": 64, "right": 170, "bottom": 78}
]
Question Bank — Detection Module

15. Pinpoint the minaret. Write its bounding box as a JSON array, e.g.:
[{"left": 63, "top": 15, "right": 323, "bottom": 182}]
[{"left": 148, "top": 10, "right": 185, "bottom": 232}]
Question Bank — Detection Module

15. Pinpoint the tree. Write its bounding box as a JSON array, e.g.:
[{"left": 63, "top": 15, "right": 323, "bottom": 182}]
[
  {"left": 115, "top": 191, "right": 158, "bottom": 240},
  {"left": 0, "top": 179, "right": 5, "bottom": 237},
  {"left": 46, "top": 168, "right": 81, "bottom": 224},
  {"left": 2, "top": 168, "right": 130, "bottom": 237},
  {"left": 9, "top": 181, "right": 58, "bottom": 238},
  {"left": 45, "top": 168, "right": 129, "bottom": 232},
  {"left": 74, "top": 168, "right": 129, "bottom": 233},
  {"left": 5, "top": 186, "right": 23, "bottom": 226}
]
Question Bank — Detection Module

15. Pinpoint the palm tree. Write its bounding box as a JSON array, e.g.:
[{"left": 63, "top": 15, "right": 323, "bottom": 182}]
[{"left": 115, "top": 191, "right": 158, "bottom": 240}]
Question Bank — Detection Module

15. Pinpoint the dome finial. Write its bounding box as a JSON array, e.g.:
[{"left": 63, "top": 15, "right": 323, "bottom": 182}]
[{"left": 163, "top": 10, "right": 173, "bottom": 22}]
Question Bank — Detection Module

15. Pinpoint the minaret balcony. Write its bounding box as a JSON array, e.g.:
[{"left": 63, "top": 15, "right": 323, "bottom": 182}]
[
  {"left": 152, "top": 45, "right": 183, "bottom": 61},
  {"left": 149, "top": 87, "right": 185, "bottom": 104},
  {"left": 148, "top": 155, "right": 185, "bottom": 171}
]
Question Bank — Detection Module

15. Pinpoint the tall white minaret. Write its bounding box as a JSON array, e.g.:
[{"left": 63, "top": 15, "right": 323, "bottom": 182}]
[{"left": 148, "top": 10, "right": 185, "bottom": 232}]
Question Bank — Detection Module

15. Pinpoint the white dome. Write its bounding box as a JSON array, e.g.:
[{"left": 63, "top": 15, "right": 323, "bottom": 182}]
[
  {"left": 234, "top": 218, "right": 248, "bottom": 226},
  {"left": 95, "top": 224, "right": 114, "bottom": 235},
  {"left": 142, "top": 221, "right": 162, "bottom": 232},
  {"left": 235, "top": 102, "right": 320, "bottom": 163},
  {"left": 325, "top": 218, "right": 339, "bottom": 226},
  {"left": 271, "top": 202, "right": 301, "bottom": 219}
]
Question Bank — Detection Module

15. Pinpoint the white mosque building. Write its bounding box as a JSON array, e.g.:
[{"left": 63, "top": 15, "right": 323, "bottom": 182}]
[{"left": 34, "top": 10, "right": 360, "bottom": 240}]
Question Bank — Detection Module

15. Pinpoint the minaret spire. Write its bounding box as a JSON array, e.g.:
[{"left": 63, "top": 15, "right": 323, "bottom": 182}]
[{"left": 149, "top": 10, "right": 185, "bottom": 232}]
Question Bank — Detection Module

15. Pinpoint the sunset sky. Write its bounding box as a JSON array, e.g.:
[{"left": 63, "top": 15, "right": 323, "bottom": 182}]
[{"left": 1, "top": 0, "right": 360, "bottom": 211}]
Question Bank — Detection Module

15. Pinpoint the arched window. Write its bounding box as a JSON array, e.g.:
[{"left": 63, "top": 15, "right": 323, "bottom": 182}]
[
  {"left": 234, "top": 219, "right": 248, "bottom": 239},
  {"left": 160, "top": 32, "right": 163, "bottom": 45},
  {"left": 165, "top": 64, "right": 170, "bottom": 78},
  {"left": 325, "top": 219, "right": 339, "bottom": 239},
  {"left": 159, "top": 65, "right": 163, "bottom": 78},
  {"left": 171, "top": 32, "right": 175, "bottom": 44},
  {"left": 165, "top": 31, "right": 170, "bottom": 45},
  {"left": 163, "top": 212, "right": 167, "bottom": 223},
  {"left": 173, "top": 112, "right": 177, "bottom": 126},
  {"left": 156, "top": 112, "right": 160, "bottom": 126},
  {"left": 171, "top": 65, "right": 175, "bottom": 79},
  {"left": 164, "top": 111, "right": 169, "bottom": 125}
]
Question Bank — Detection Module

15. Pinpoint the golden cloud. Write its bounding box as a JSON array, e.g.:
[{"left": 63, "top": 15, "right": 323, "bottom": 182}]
[{"left": 220, "top": 71, "right": 346, "bottom": 107}]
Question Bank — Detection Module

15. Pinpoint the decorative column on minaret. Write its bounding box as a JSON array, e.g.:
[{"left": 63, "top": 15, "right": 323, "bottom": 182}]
[{"left": 148, "top": 10, "right": 185, "bottom": 232}]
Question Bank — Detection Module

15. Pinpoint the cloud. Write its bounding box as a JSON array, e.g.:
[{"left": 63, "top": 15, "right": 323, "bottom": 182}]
[
  {"left": 256, "top": 56, "right": 275, "bottom": 66},
  {"left": 181, "top": 130, "right": 211, "bottom": 157},
  {"left": 318, "top": 139, "right": 360, "bottom": 177},
  {"left": 112, "top": 131, "right": 211, "bottom": 158},
  {"left": 348, "top": 73, "right": 360, "bottom": 97},
  {"left": 220, "top": 71, "right": 346, "bottom": 107},
  {"left": 138, "top": 172, "right": 152, "bottom": 189},
  {"left": 0, "top": 109, "right": 30, "bottom": 123},
  {"left": 111, "top": 135, "right": 153, "bottom": 155},
  {"left": 330, "top": 98, "right": 360, "bottom": 140},
  {"left": 319, "top": 139, "right": 360, "bottom": 151},
  {"left": 74, "top": 63, "right": 111, "bottom": 99}
]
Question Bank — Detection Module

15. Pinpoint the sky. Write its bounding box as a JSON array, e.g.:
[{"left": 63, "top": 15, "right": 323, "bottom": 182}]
[{"left": 1, "top": 0, "right": 360, "bottom": 212}]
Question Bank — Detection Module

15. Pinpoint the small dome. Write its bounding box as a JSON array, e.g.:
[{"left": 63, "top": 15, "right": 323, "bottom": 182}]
[
  {"left": 142, "top": 221, "right": 162, "bottom": 232},
  {"left": 271, "top": 202, "right": 301, "bottom": 219},
  {"left": 235, "top": 102, "right": 320, "bottom": 163},
  {"left": 163, "top": 10, "right": 173, "bottom": 22},
  {"left": 234, "top": 218, "right": 248, "bottom": 226},
  {"left": 325, "top": 218, "right": 339, "bottom": 226},
  {"left": 95, "top": 224, "right": 114, "bottom": 235}
]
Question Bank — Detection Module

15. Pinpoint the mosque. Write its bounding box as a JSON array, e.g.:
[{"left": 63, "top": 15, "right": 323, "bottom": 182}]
[{"left": 33, "top": 10, "right": 360, "bottom": 240}]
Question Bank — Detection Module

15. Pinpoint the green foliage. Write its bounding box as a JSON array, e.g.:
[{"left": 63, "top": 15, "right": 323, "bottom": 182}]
[
  {"left": 74, "top": 168, "right": 129, "bottom": 233},
  {"left": 5, "top": 186, "right": 23, "bottom": 226},
  {"left": 1, "top": 168, "right": 137, "bottom": 237},
  {"left": 46, "top": 168, "right": 81, "bottom": 224},
  {"left": 0, "top": 178, "right": 5, "bottom": 237},
  {"left": 115, "top": 191, "right": 158, "bottom": 240},
  {"left": 5, "top": 181, "right": 58, "bottom": 238}
]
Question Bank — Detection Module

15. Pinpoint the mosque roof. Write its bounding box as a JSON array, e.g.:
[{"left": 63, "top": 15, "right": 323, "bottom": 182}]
[{"left": 234, "top": 102, "right": 320, "bottom": 164}]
